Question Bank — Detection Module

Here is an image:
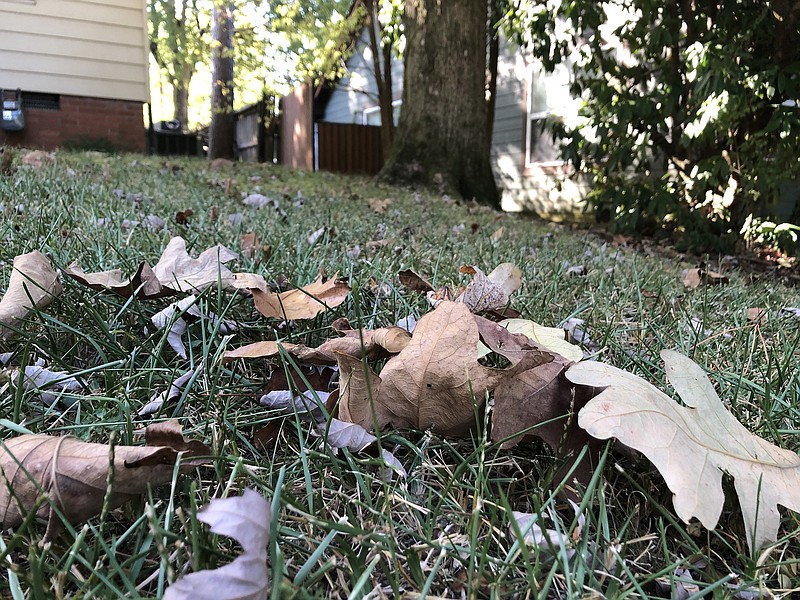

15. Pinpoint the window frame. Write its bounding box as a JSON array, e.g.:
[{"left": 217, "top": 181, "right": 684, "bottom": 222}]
[{"left": 524, "top": 63, "right": 572, "bottom": 171}]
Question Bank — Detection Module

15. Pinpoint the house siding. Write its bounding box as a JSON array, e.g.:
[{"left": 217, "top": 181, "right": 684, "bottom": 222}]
[
  {"left": 321, "top": 31, "right": 588, "bottom": 216},
  {"left": 0, "top": 0, "right": 149, "bottom": 102}
]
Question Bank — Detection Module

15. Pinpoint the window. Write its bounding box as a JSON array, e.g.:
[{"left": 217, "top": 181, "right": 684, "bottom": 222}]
[{"left": 525, "top": 63, "right": 572, "bottom": 167}]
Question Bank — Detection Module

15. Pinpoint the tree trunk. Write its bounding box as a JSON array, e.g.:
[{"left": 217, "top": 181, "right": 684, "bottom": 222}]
[
  {"left": 364, "top": 0, "right": 394, "bottom": 156},
  {"left": 377, "top": 0, "right": 500, "bottom": 209},
  {"left": 486, "top": 0, "right": 500, "bottom": 145},
  {"left": 209, "top": 1, "right": 235, "bottom": 160},
  {"left": 173, "top": 80, "right": 190, "bottom": 127}
]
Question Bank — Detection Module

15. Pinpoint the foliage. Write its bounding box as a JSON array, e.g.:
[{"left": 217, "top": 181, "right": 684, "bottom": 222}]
[
  {"left": 268, "top": 0, "right": 361, "bottom": 83},
  {"left": 519, "top": 0, "right": 800, "bottom": 253}
]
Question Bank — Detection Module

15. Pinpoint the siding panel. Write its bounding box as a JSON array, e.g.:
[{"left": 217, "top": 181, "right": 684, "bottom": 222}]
[{"left": 0, "top": 0, "right": 148, "bottom": 102}]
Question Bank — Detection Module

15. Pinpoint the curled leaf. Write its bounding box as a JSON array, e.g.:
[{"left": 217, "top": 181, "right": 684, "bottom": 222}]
[
  {"left": 0, "top": 420, "right": 209, "bottom": 541},
  {"left": 164, "top": 489, "right": 271, "bottom": 600},
  {"left": 0, "top": 251, "right": 62, "bottom": 339}
]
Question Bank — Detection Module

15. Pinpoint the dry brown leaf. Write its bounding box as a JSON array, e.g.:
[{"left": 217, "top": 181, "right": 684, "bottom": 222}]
[
  {"left": 491, "top": 227, "right": 505, "bottom": 243},
  {"left": 175, "top": 209, "right": 194, "bottom": 224},
  {"left": 368, "top": 198, "right": 392, "bottom": 213},
  {"left": 682, "top": 267, "right": 729, "bottom": 289},
  {"left": 0, "top": 420, "right": 209, "bottom": 541},
  {"left": 163, "top": 489, "right": 270, "bottom": 600},
  {"left": 492, "top": 359, "right": 601, "bottom": 489},
  {"left": 0, "top": 251, "right": 62, "bottom": 339},
  {"left": 746, "top": 308, "right": 767, "bottom": 324},
  {"left": 64, "top": 261, "right": 165, "bottom": 299},
  {"left": 339, "top": 301, "right": 553, "bottom": 436},
  {"left": 251, "top": 273, "right": 349, "bottom": 320},
  {"left": 398, "top": 269, "right": 435, "bottom": 293},
  {"left": 568, "top": 351, "right": 800, "bottom": 551},
  {"left": 455, "top": 263, "right": 521, "bottom": 313},
  {"left": 209, "top": 158, "right": 234, "bottom": 170},
  {"left": 22, "top": 150, "right": 53, "bottom": 169}
]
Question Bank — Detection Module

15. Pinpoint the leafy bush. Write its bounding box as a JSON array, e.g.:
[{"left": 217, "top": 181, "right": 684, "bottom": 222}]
[{"left": 521, "top": 0, "right": 800, "bottom": 253}]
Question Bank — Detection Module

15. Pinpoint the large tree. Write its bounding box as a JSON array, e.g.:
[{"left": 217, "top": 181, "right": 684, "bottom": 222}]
[
  {"left": 377, "top": 0, "right": 500, "bottom": 209},
  {"left": 208, "top": 1, "right": 235, "bottom": 159}
]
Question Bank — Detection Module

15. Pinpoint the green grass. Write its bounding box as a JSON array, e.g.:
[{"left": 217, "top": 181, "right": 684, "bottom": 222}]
[{"left": 0, "top": 149, "right": 799, "bottom": 599}]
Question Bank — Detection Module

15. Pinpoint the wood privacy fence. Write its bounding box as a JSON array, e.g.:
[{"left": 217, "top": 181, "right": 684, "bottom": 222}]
[
  {"left": 234, "top": 96, "right": 278, "bottom": 163},
  {"left": 316, "top": 122, "right": 384, "bottom": 175}
]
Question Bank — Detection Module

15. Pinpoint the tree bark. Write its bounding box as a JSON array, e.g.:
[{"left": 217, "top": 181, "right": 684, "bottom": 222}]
[
  {"left": 364, "top": 0, "right": 394, "bottom": 156},
  {"left": 173, "top": 80, "right": 190, "bottom": 127},
  {"left": 209, "top": 1, "right": 235, "bottom": 159},
  {"left": 377, "top": 0, "right": 500, "bottom": 209}
]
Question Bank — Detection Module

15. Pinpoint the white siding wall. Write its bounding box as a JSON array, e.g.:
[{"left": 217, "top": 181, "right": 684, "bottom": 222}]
[{"left": 0, "top": 0, "right": 149, "bottom": 102}]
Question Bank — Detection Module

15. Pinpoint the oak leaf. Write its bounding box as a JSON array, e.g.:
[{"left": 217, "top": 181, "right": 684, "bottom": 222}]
[
  {"left": 0, "top": 251, "right": 62, "bottom": 339},
  {"left": 164, "top": 488, "right": 271, "bottom": 600},
  {"left": 338, "top": 301, "right": 553, "bottom": 436},
  {"left": 251, "top": 273, "right": 349, "bottom": 320},
  {"left": 455, "top": 263, "right": 521, "bottom": 313},
  {"left": 0, "top": 420, "right": 209, "bottom": 541},
  {"left": 566, "top": 350, "right": 800, "bottom": 550}
]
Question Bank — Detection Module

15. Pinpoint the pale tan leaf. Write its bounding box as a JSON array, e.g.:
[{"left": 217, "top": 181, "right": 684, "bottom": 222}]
[
  {"left": 153, "top": 236, "right": 268, "bottom": 293},
  {"left": 0, "top": 421, "right": 209, "bottom": 541},
  {"left": 251, "top": 273, "right": 349, "bottom": 320},
  {"left": 0, "top": 251, "right": 62, "bottom": 339},
  {"left": 486, "top": 263, "right": 522, "bottom": 298},
  {"left": 567, "top": 350, "right": 800, "bottom": 550},
  {"left": 164, "top": 489, "right": 270, "bottom": 600}
]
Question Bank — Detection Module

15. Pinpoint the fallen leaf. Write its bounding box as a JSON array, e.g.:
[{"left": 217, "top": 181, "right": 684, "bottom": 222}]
[
  {"left": 490, "top": 227, "right": 504, "bottom": 243},
  {"left": 338, "top": 301, "right": 553, "bottom": 436},
  {"left": 564, "top": 264, "right": 587, "bottom": 277},
  {"left": 151, "top": 296, "right": 236, "bottom": 358},
  {"left": 209, "top": 158, "right": 234, "bottom": 171},
  {"left": 0, "top": 251, "right": 63, "bottom": 339},
  {"left": 368, "top": 198, "right": 392, "bottom": 213},
  {"left": 164, "top": 488, "right": 270, "bottom": 600},
  {"left": 139, "top": 365, "right": 204, "bottom": 416},
  {"left": 746, "top": 308, "right": 767, "bottom": 324},
  {"left": 307, "top": 226, "right": 326, "bottom": 246},
  {"left": 22, "top": 150, "right": 53, "bottom": 169},
  {"left": 242, "top": 193, "right": 276, "bottom": 209},
  {"left": 175, "top": 209, "right": 194, "bottom": 224},
  {"left": 251, "top": 273, "right": 349, "bottom": 320},
  {"left": 15, "top": 365, "right": 83, "bottom": 407},
  {"left": 65, "top": 261, "right": 165, "bottom": 300},
  {"left": 240, "top": 232, "right": 264, "bottom": 260},
  {"left": 782, "top": 307, "right": 800, "bottom": 318},
  {"left": 455, "top": 263, "right": 521, "bottom": 313},
  {"left": 682, "top": 267, "right": 729, "bottom": 289},
  {"left": 398, "top": 269, "right": 435, "bottom": 293},
  {"left": 0, "top": 421, "right": 209, "bottom": 542},
  {"left": 491, "top": 360, "right": 601, "bottom": 488},
  {"left": 567, "top": 350, "right": 800, "bottom": 550},
  {"left": 478, "top": 319, "right": 583, "bottom": 363},
  {"left": 153, "top": 237, "right": 237, "bottom": 293}
]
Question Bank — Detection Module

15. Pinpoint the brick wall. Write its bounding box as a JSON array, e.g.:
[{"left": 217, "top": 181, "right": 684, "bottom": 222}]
[{"left": 1, "top": 94, "right": 144, "bottom": 152}]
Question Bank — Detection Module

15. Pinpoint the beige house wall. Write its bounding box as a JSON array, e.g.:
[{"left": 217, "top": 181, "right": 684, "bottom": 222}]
[{"left": 0, "top": 0, "right": 149, "bottom": 102}]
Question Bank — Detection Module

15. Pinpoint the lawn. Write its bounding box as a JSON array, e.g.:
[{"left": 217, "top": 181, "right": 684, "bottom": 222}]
[{"left": 0, "top": 149, "right": 799, "bottom": 599}]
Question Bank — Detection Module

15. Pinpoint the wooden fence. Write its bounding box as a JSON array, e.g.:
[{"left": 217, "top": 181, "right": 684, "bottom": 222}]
[
  {"left": 234, "top": 96, "right": 278, "bottom": 163},
  {"left": 316, "top": 122, "right": 384, "bottom": 175}
]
